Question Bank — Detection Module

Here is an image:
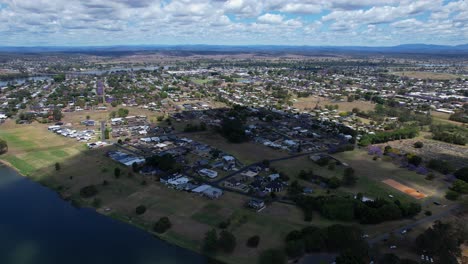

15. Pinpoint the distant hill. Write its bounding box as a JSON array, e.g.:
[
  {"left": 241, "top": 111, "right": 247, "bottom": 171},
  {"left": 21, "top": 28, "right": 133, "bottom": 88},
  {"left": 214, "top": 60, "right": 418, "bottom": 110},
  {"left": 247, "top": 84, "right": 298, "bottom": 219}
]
[{"left": 0, "top": 44, "right": 467, "bottom": 56}]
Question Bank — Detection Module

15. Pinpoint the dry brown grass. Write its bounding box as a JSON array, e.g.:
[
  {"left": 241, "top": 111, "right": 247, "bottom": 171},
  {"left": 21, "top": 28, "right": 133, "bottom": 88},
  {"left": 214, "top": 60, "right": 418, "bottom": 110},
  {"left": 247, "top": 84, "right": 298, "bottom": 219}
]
[
  {"left": 390, "top": 71, "right": 462, "bottom": 80},
  {"left": 294, "top": 96, "right": 375, "bottom": 112},
  {"left": 189, "top": 132, "right": 287, "bottom": 164}
]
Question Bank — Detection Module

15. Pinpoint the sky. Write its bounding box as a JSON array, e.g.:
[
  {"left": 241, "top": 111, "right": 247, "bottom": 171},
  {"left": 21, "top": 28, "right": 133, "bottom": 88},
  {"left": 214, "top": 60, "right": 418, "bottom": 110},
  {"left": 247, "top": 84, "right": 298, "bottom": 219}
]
[{"left": 0, "top": 0, "right": 467, "bottom": 46}]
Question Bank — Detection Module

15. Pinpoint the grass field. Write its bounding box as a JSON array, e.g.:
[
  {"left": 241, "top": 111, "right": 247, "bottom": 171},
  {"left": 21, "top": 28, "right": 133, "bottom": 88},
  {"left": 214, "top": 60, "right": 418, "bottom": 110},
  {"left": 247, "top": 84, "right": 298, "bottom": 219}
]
[
  {"left": 332, "top": 150, "right": 453, "bottom": 206},
  {"left": 390, "top": 71, "right": 462, "bottom": 80},
  {"left": 293, "top": 96, "right": 375, "bottom": 112},
  {"left": 190, "top": 132, "right": 286, "bottom": 164},
  {"left": 0, "top": 118, "right": 452, "bottom": 263},
  {"left": 0, "top": 120, "right": 311, "bottom": 264}
]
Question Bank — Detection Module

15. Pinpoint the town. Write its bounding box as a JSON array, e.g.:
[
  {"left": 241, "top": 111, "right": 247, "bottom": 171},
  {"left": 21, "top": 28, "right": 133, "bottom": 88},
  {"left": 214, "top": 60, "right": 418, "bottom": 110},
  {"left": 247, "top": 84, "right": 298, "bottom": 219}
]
[{"left": 1, "top": 51, "right": 467, "bottom": 264}]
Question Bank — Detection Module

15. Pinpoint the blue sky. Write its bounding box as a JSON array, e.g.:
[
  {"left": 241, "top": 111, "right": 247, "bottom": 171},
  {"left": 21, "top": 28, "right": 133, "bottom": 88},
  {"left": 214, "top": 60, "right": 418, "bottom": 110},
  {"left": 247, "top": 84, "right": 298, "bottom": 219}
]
[{"left": 0, "top": 0, "right": 466, "bottom": 46}]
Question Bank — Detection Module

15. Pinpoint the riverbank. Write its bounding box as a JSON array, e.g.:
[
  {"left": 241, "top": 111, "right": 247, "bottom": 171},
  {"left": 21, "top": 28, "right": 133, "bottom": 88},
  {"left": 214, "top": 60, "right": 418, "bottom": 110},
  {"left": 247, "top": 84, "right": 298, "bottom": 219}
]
[
  {"left": 0, "top": 121, "right": 305, "bottom": 264},
  {"left": 0, "top": 164, "right": 208, "bottom": 264}
]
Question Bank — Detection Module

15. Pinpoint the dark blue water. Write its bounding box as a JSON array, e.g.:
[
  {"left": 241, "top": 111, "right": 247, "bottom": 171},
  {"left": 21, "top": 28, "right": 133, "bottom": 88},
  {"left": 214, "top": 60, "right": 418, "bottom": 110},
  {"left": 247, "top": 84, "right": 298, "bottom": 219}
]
[{"left": 0, "top": 164, "right": 207, "bottom": 264}]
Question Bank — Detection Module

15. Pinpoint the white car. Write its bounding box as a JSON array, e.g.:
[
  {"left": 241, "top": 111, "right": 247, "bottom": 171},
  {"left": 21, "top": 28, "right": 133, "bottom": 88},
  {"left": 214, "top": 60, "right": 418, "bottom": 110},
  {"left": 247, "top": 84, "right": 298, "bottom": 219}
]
[
  {"left": 388, "top": 194, "right": 394, "bottom": 198},
  {"left": 390, "top": 245, "right": 397, "bottom": 249},
  {"left": 401, "top": 229, "right": 407, "bottom": 234}
]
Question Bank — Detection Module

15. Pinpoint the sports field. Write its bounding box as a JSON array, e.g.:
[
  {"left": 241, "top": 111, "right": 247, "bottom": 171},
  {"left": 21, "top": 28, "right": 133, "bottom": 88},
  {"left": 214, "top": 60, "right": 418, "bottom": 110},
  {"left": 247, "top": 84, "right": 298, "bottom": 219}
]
[{"left": 383, "top": 179, "right": 427, "bottom": 199}]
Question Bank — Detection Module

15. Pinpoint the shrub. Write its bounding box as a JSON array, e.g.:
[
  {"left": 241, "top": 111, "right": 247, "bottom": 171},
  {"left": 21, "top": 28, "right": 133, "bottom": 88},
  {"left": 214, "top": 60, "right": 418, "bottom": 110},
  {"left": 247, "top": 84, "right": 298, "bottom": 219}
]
[
  {"left": 55, "top": 162, "right": 60, "bottom": 171},
  {"left": 454, "top": 167, "right": 468, "bottom": 182},
  {"left": 135, "top": 205, "right": 146, "bottom": 215},
  {"left": 79, "top": 185, "right": 98, "bottom": 198},
  {"left": 247, "top": 235, "right": 260, "bottom": 248},
  {"left": 114, "top": 167, "right": 121, "bottom": 178},
  {"left": 202, "top": 229, "right": 218, "bottom": 254},
  {"left": 445, "top": 190, "right": 460, "bottom": 201},
  {"left": 425, "top": 173, "right": 435, "bottom": 181},
  {"left": 218, "top": 230, "right": 237, "bottom": 253},
  {"left": 153, "top": 217, "right": 172, "bottom": 234},
  {"left": 414, "top": 141, "right": 424, "bottom": 148},
  {"left": 258, "top": 249, "right": 286, "bottom": 264}
]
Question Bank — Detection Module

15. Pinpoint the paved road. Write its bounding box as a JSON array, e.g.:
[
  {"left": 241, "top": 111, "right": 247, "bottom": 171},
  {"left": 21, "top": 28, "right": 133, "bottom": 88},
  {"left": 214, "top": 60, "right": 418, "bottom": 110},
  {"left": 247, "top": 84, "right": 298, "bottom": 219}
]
[{"left": 368, "top": 203, "right": 460, "bottom": 245}]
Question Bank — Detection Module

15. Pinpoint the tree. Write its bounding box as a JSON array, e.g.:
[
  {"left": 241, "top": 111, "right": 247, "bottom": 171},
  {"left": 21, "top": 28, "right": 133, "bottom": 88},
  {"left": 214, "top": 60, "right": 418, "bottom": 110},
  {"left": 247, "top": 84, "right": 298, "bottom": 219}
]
[
  {"left": 135, "top": 205, "right": 146, "bottom": 215},
  {"left": 80, "top": 185, "right": 98, "bottom": 198},
  {"left": 379, "top": 253, "right": 401, "bottom": 264},
  {"left": 416, "top": 221, "right": 462, "bottom": 263},
  {"left": 247, "top": 235, "right": 260, "bottom": 248},
  {"left": 218, "top": 230, "right": 237, "bottom": 253},
  {"left": 258, "top": 249, "right": 286, "bottom": 264},
  {"left": 413, "top": 141, "right": 424, "bottom": 148},
  {"left": 55, "top": 162, "right": 60, "bottom": 171},
  {"left": 53, "top": 73, "right": 65, "bottom": 82},
  {"left": 451, "top": 179, "right": 468, "bottom": 194},
  {"left": 0, "top": 138, "right": 8, "bottom": 154},
  {"left": 328, "top": 176, "right": 341, "bottom": 189},
  {"left": 454, "top": 167, "right": 468, "bottom": 182},
  {"left": 343, "top": 167, "right": 357, "bottom": 186},
  {"left": 202, "top": 229, "right": 218, "bottom": 254},
  {"left": 335, "top": 250, "right": 366, "bottom": 264},
  {"left": 407, "top": 154, "right": 422, "bottom": 166},
  {"left": 132, "top": 162, "right": 139, "bottom": 172},
  {"left": 285, "top": 239, "right": 305, "bottom": 258},
  {"left": 220, "top": 117, "right": 247, "bottom": 143},
  {"left": 53, "top": 108, "right": 63, "bottom": 121},
  {"left": 445, "top": 190, "right": 460, "bottom": 200},
  {"left": 117, "top": 108, "right": 129, "bottom": 118},
  {"left": 114, "top": 167, "right": 121, "bottom": 178},
  {"left": 153, "top": 217, "right": 172, "bottom": 234}
]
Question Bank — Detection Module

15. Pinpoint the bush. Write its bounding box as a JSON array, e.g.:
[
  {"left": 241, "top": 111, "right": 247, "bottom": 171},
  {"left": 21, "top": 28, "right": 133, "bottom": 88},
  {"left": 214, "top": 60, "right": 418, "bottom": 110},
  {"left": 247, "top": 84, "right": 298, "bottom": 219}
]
[
  {"left": 327, "top": 177, "right": 341, "bottom": 189},
  {"left": 425, "top": 173, "right": 435, "bottom": 181},
  {"left": 425, "top": 210, "right": 432, "bottom": 216},
  {"left": 114, "top": 167, "right": 121, "bottom": 178},
  {"left": 218, "top": 230, "right": 237, "bottom": 253},
  {"left": 414, "top": 141, "right": 424, "bottom": 148},
  {"left": 80, "top": 185, "right": 98, "bottom": 198},
  {"left": 135, "top": 205, "right": 146, "bottom": 215},
  {"left": 92, "top": 198, "right": 101, "bottom": 208},
  {"left": 247, "top": 235, "right": 260, "bottom": 248},
  {"left": 343, "top": 167, "right": 357, "bottom": 186},
  {"left": 445, "top": 190, "right": 460, "bottom": 201},
  {"left": 55, "top": 162, "right": 60, "bottom": 171},
  {"left": 454, "top": 167, "right": 468, "bottom": 182},
  {"left": 427, "top": 159, "right": 453, "bottom": 174},
  {"left": 202, "top": 229, "right": 218, "bottom": 254},
  {"left": 153, "top": 217, "right": 172, "bottom": 234},
  {"left": 258, "top": 249, "right": 286, "bottom": 264},
  {"left": 285, "top": 240, "right": 305, "bottom": 258},
  {"left": 218, "top": 220, "right": 231, "bottom": 229},
  {"left": 451, "top": 179, "right": 468, "bottom": 194}
]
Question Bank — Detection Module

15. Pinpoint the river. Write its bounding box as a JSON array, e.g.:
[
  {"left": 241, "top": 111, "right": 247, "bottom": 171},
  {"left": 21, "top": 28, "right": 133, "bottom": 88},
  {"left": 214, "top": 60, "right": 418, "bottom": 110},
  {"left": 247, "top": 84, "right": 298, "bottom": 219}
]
[
  {"left": 0, "top": 164, "right": 207, "bottom": 264},
  {"left": 0, "top": 76, "right": 53, "bottom": 87}
]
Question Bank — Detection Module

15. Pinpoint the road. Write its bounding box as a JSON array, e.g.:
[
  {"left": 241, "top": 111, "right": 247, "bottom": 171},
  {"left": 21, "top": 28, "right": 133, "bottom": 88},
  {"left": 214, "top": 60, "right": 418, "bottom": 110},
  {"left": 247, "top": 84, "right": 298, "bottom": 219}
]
[{"left": 368, "top": 203, "right": 460, "bottom": 245}]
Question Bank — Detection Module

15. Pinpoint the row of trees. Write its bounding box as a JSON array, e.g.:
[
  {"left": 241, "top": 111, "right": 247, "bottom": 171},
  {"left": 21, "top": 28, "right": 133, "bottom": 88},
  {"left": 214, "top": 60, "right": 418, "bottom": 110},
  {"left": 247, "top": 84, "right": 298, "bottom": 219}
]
[
  {"left": 359, "top": 127, "right": 419, "bottom": 146},
  {"left": 294, "top": 195, "right": 421, "bottom": 224},
  {"left": 431, "top": 124, "right": 467, "bottom": 145},
  {"left": 283, "top": 225, "right": 368, "bottom": 261}
]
